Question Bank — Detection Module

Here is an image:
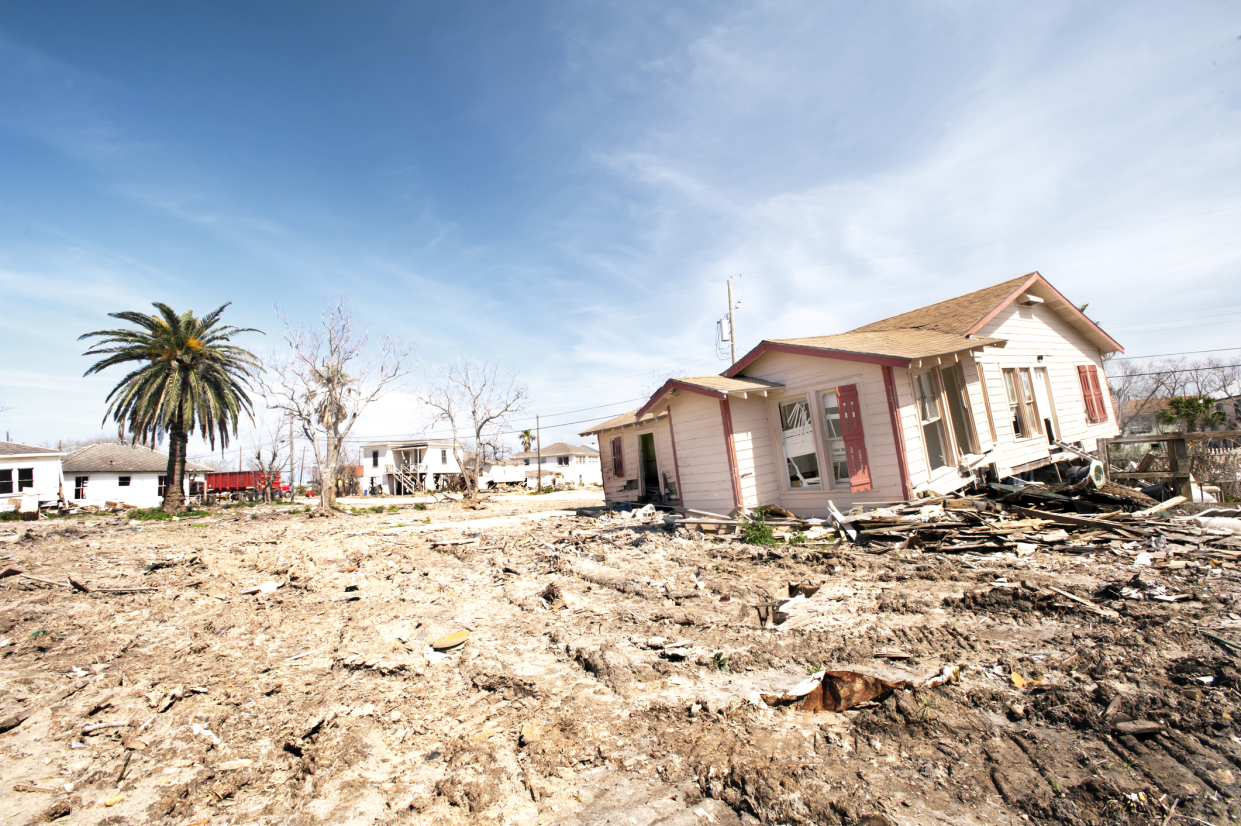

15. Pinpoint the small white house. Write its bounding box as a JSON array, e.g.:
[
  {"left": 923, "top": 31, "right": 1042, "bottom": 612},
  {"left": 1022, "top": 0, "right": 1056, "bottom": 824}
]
[
  {"left": 62, "top": 443, "right": 215, "bottom": 508},
  {"left": 0, "top": 441, "right": 66, "bottom": 507},
  {"left": 360, "top": 439, "right": 463, "bottom": 494},
  {"left": 512, "top": 443, "right": 602, "bottom": 487}
]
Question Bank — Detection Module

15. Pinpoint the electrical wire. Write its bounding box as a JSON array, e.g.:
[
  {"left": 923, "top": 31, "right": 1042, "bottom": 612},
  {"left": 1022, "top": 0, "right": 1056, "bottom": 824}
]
[
  {"left": 1113, "top": 347, "right": 1241, "bottom": 361},
  {"left": 1120, "top": 363, "right": 1241, "bottom": 378}
]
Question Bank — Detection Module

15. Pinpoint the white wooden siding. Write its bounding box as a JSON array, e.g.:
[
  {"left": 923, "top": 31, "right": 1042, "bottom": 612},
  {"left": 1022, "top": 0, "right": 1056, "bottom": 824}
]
[
  {"left": 975, "top": 302, "right": 1119, "bottom": 473},
  {"left": 666, "top": 394, "right": 735, "bottom": 512},
  {"left": 729, "top": 352, "right": 904, "bottom": 514}
]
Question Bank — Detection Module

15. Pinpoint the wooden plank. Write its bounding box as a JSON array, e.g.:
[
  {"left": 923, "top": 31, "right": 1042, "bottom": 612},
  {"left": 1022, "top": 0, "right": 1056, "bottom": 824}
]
[
  {"left": 1047, "top": 586, "right": 1120, "bottom": 619},
  {"left": 1130, "top": 496, "right": 1188, "bottom": 518},
  {"left": 1012, "top": 506, "right": 1150, "bottom": 536},
  {"left": 1111, "top": 472, "right": 1188, "bottom": 480}
]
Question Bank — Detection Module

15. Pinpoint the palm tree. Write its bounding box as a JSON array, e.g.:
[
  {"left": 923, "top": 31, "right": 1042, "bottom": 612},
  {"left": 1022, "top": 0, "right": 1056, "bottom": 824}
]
[
  {"left": 519, "top": 429, "right": 535, "bottom": 452},
  {"left": 80, "top": 303, "right": 261, "bottom": 513},
  {"left": 1157, "top": 396, "right": 1227, "bottom": 433}
]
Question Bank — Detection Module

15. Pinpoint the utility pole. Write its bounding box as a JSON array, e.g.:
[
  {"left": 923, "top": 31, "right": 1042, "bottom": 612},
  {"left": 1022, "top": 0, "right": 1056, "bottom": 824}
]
[
  {"left": 288, "top": 415, "right": 294, "bottom": 499},
  {"left": 536, "top": 415, "right": 542, "bottom": 493},
  {"left": 727, "top": 277, "right": 738, "bottom": 364}
]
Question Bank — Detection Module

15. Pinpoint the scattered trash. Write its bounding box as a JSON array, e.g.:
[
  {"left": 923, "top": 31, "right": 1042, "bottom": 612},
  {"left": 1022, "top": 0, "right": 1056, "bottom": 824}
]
[
  {"left": 191, "top": 722, "right": 221, "bottom": 745},
  {"left": 241, "top": 580, "right": 284, "bottom": 595},
  {"left": 431, "top": 630, "right": 470, "bottom": 650},
  {"left": 761, "top": 670, "right": 903, "bottom": 713}
]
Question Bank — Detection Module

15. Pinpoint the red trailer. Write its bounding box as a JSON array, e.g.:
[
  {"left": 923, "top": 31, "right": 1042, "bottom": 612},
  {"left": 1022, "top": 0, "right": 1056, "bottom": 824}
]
[{"left": 202, "top": 471, "right": 283, "bottom": 498}]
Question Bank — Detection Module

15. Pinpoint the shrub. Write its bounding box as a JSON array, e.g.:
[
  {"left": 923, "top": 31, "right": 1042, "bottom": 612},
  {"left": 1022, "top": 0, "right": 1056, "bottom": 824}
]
[
  {"left": 739, "top": 515, "right": 777, "bottom": 546},
  {"left": 413, "top": 503, "right": 427, "bottom": 511}
]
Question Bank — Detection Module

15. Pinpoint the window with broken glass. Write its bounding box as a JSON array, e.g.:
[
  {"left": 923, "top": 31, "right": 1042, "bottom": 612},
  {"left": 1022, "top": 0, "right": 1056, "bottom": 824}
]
[
  {"left": 913, "top": 372, "right": 950, "bottom": 470},
  {"left": 779, "top": 399, "right": 821, "bottom": 489},
  {"left": 820, "top": 391, "right": 850, "bottom": 486},
  {"left": 1002, "top": 368, "right": 1042, "bottom": 439}
]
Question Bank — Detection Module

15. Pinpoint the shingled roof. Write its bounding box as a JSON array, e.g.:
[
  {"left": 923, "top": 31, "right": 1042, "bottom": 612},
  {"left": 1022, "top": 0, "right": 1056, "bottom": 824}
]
[
  {"left": 0, "top": 441, "right": 63, "bottom": 458},
  {"left": 513, "top": 442, "right": 599, "bottom": 459},
  {"left": 767, "top": 330, "right": 1006, "bottom": 362},
  {"left": 62, "top": 444, "right": 215, "bottom": 474},
  {"left": 849, "top": 274, "right": 1033, "bottom": 335},
  {"left": 579, "top": 409, "right": 667, "bottom": 437}
]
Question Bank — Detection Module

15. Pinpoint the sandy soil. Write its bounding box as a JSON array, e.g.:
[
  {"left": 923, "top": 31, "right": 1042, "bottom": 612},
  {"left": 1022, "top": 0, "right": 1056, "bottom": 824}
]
[{"left": 1, "top": 495, "right": 1239, "bottom": 826}]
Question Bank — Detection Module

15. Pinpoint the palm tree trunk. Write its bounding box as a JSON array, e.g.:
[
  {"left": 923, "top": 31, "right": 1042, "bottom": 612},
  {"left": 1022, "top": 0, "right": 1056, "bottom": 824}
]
[{"left": 163, "top": 422, "right": 188, "bottom": 513}]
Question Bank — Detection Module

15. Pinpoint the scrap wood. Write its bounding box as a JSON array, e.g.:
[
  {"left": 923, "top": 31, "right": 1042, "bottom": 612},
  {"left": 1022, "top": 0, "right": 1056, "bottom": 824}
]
[
  {"left": 1012, "top": 507, "right": 1149, "bottom": 537},
  {"left": 1046, "top": 587, "right": 1120, "bottom": 619},
  {"left": 826, "top": 501, "right": 858, "bottom": 541},
  {"left": 12, "top": 782, "right": 59, "bottom": 794},
  {"left": 1130, "top": 496, "right": 1188, "bottom": 518}
]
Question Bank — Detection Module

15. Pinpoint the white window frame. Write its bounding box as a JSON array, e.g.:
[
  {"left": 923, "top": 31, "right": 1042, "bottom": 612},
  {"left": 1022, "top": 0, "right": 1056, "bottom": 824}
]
[
  {"left": 913, "top": 370, "right": 953, "bottom": 471},
  {"left": 818, "top": 389, "right": 850, "bottom": 489},
  {"left": 1002, "top": 367, "right": 1042, "bottom": 440},
  {"left": 776, "top": 396, "right": 822, "bottom": 490}
]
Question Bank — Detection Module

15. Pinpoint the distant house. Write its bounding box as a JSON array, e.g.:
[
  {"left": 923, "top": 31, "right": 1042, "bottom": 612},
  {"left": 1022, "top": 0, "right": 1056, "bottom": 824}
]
[
  {"left": 0, "top": 441, "right": 66, "bottom": 507},
  {"left": 62, "top": 444, "right": 214, "bottom": 508},
  {"left": 360, "top": 439, "right": 463, "bottom": 494},
  {"left": 581, "top": 272, "right": 1122, "bottom": 513},
  {"left": 512, "top": 443, "right": 602, "bottom": 487}
]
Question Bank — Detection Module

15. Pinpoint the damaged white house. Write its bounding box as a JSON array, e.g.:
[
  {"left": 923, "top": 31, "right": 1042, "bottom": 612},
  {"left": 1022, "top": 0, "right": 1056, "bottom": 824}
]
[{"left": 581, "top": 272, "right": 1121, "bottom": 515}]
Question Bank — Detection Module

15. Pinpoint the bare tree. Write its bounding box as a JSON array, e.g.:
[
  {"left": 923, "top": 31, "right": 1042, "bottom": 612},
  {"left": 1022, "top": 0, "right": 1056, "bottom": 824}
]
[
  {"left": 250, "top": 425, "right": 285, "bottom": 503},
  {"left": 421, "top": 359, "right": 528, "bottom": 502},
  {"left": 258, "top": 298, "right": 416, "bottom": 510},
  {"left": 1107, "top": 355, "right": 1241, "bottom": 435}
]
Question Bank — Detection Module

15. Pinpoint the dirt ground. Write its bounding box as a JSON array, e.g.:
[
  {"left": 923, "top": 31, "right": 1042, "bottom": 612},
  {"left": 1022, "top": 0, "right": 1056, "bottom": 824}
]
[{"left": 2, "top": 493, "right": 1240, "bottom": 826}]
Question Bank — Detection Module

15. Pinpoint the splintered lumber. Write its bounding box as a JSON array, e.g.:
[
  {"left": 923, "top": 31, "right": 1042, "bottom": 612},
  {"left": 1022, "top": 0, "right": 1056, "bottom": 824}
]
[
  {"left": 826, "top": 501, "right": 858, "bottom": 541},
  {"left": 1047, "top": 587, "right": 1120, "bottom": 619},
  {"left": 1012, "top": 506, "right": 1149, "bottom": 537},
  {"left": 1130, "top": 496, "right": 1188, "bottom": 518}
]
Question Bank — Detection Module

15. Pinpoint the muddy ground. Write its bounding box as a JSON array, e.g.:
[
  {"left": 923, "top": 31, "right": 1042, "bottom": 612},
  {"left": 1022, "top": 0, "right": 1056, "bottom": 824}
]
[{"left": 1, "top": 493, "right": 1239, "bottom": 826}]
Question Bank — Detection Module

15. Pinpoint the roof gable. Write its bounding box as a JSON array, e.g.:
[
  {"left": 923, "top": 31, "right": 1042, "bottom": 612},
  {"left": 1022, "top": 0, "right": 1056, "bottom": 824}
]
[
  {"left": 62, "top": 443, "right": 215, "bottom": 473},
  {"left": 0, "top": 441, "right": 63, "bottom": 458},
  {"left": 514, "top": 442, "right": 599, "bottom": 458}
]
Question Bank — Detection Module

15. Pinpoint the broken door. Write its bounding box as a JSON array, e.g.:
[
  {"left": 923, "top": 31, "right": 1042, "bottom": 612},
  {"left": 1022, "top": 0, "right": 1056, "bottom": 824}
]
[{"left": 639, "top": 433, "right": 660, "bottom": 501}]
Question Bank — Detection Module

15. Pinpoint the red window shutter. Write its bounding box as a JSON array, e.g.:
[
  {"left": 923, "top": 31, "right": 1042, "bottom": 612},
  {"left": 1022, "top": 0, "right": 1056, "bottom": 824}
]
[
  {"left": 835, "top": 384, "right": 872, "bottom": 492},
  {"left": 1077, "top": 366, "right": 1099, "bottom": 423},
  {"left": 611, "top": 437, "right": 624, "bottom": 477},
  {"left": 1087, "top": 365, "right": 1108, "bottom": 423}
]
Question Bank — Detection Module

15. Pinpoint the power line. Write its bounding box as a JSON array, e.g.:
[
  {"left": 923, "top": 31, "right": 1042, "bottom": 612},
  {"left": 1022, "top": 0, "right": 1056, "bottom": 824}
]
[
  {"left": 1121, "top": 363, "right": 1241, "bottom": 378},
  {"left": 1114, "top": 347, "right": 1241, "bottom": 361}
]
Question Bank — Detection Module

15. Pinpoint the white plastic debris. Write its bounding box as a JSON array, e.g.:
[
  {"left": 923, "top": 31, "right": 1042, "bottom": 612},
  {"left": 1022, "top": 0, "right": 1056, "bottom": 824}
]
[
  {"left": 781, "top": 669, "right": 827, "bottom": 698},
  {"left": 241, "top": 580, "right": 284, "bottom": 595},
  {"left": 1134, "top": 552, "right": 1153, "bottom": 566},
  {"left": 423, "top": 646, "right": 449, "bottom": 665},
  {"left": 1193, "top": 517, "right": 1241, "bottom": 535},
  {"left": 192, "top": 722, "right": 221, "bottom": 745},
  {"left": 778, "top": 594, "right": 807, "bottom": 612},
  {"left": 919, "top": 664, "right": 961, "bottom": 689}
]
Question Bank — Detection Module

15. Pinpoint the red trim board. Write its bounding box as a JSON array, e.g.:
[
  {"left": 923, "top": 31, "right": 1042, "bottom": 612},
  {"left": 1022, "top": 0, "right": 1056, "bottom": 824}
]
[
  {"left": 667, "top": 407, "right": 685, "bottom": 506},
  {"left": 882, "top": 365, "right": 912, "bottom": 501},
  {"left": 719, "top": 398, "right": 743, "bottom": 509}
]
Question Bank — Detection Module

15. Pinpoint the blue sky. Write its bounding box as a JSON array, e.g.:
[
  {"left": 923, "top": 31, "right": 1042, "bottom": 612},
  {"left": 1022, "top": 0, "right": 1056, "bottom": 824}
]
[{"left": 1, "top": 1, "right": 1239, "bottom": 466}]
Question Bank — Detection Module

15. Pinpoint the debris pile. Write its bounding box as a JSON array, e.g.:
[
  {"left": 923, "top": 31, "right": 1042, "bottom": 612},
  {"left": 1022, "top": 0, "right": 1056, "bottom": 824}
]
[{"left": 2, "top": 487, "right": 1240, "bottom": 825}]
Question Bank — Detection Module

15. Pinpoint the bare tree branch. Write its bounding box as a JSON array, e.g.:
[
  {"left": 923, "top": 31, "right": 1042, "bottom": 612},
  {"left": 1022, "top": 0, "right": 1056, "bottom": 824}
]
[
  {"left": 257, "top": 297, "right": 417, "bottom": 510},
  {"left": 420, "top": 359, "right": 528, "bottom": 501}
]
